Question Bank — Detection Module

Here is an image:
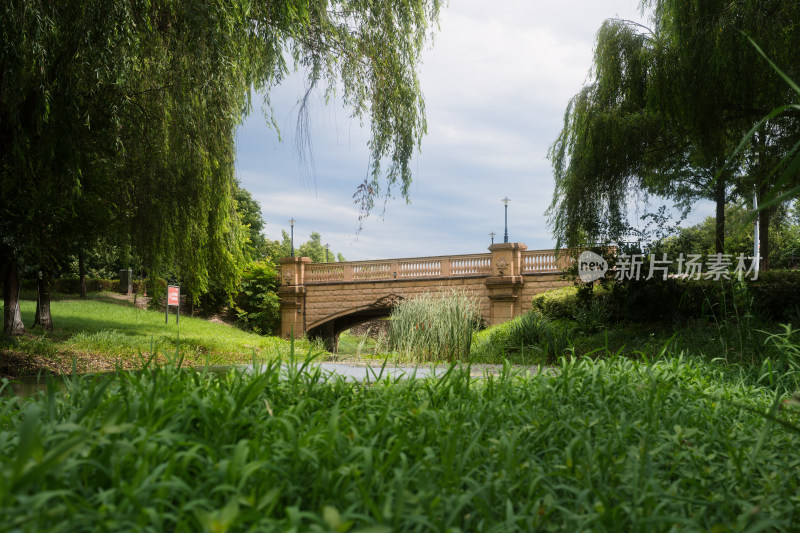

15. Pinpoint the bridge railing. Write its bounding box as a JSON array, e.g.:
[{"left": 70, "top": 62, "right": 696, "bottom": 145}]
[
  {"left": 522, "top": 249, "right": 573, "bottom": 273},
  {"left": 302, "top": 249, "right": 568, "bottom": 284}
]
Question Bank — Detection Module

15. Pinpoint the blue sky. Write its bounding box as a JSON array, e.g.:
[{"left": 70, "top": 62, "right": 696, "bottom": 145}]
[{"left": 234, "top": 1, "right": 714, "bottom": 261}]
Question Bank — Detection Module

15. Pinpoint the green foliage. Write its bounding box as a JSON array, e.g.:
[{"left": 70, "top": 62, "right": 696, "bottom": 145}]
[
  {"left": 266, "top": 231, "right": 346, "bottom": 264},
  {"left": 749, "top": 271, "right": 800, "bottom": 322},
  {"left": 548, "top": 2, "right": 800, "bottom": 251},
  {"left": 534, "top": 273, "right": 795, "bottom": 326},
  {"left": 389, "top": 290, "right": 481, "bottom": 363},
  {"left": 297, "top": 232, "right": 343, "bottom": 263},
  {"left": 531, "top": 285, "right": 580, "bottom": 320},
  {"left": 145, "top": 277, "right": 168, "bottom": 311},
  {"left": 471, "top": 312, "right": 572, "bottom": 364},
  {"left": 265, "top": 231, "right": 294, "bottom": 265},
  {"left": 650, "top": 201, "right": 800, "bottom": 270},
  {"left": 582, "top": 278, "right": 738, "bottom": 325},
  {"left": 573, "top": 299, "right": 611, "bottom": 334},
  {"left": 234, "top": 186, "right": 268, "bottom": 262},
  {"left": 2, "top": 353, "right": 800, "bottom": 529},
  {"left": 531, "top": 276, "right": 785, "bottom": 327},
  {"left": 730, "top": 37, "right": 800, "bottom": 213},
  {"left": 1, "top": 0, "right": 440, "bottom": 332},
  {"left": 763, "top": 324, "right": 800, "bottom": 383},
  {"left": 336, "top": 331, "right": 385, "bottom": 359},
  {"left": 64, "top": 239, "right": 137, "bottom": 281},
  {"left": 19, "top": 277, "right": 146, "bottom": 295},
  {"left": 233, "top": 261, "right": 281, "bottom": 335}
]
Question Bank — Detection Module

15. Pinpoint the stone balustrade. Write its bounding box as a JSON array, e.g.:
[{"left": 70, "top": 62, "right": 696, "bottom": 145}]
[{"left": 297, "top": 249, "right": 567, "bottom": 285}]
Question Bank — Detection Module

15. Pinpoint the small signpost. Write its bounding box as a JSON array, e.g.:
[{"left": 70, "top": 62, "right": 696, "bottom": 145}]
[{"left": 166, "top": 285, "right": 180, "bottom": 324}]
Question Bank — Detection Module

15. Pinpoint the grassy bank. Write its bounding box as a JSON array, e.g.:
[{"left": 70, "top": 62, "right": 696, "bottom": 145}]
[
  {"left": 1, "top": 353, "right": 799, "bottom": 530},
  {"left": 0, "top": 294, "right": 313, "bottom": 376},
  {"left": 469, "top": 308, "right": 800, "bottom": 368}
]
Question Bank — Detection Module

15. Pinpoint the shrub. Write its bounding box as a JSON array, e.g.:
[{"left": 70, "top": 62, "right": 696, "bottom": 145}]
[
  {"left": 574, "top": 298, "right": 610, "bottom": 334},
  {"left": 531, "top": 285, "right": 579, "bottom": 319},
  {"left": 472, "top": 311, "right": 572, "bottom": 364},
  {"left": 505, "top": 312, "right": 571, "bottom": 362},
  {"left": 748, "top": 270, "right": 800, "bottom": 322},
  {"left": 559, "top": 277, "right": 747, "bottom": 325},
  {"left": 389, "top": 290, "right": 481, "bottom": 362},
  {"left": 233, "top": 261, "right": 281, "bottom": 335}
]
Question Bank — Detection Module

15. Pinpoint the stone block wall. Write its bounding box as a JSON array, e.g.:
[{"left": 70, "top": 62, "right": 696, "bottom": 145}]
[{"left": 305, "top": 276, "right": 490, "bottom": 331}]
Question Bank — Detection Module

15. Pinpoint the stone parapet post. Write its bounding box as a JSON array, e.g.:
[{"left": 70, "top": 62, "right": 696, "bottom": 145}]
[
  {"left": 278, "top": 257, "right": 312, "bottom": 338},
  {"left": 485, "top": 243, "right": 528, "bottom": 326}
]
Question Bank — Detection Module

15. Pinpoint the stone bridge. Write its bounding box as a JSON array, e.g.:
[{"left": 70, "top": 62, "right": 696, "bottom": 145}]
[{"left": 278, "top": 243, "right": 572, "bottom": 351}]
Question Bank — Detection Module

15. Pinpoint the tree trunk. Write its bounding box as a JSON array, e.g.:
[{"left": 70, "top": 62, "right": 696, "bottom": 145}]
[
  {"left": 33, "top": 269, "right": 53, "bottom": 331},
  {"left": 79, "top": 249, "right": 87, "bottom": 298},
  {"left": 759, "top": 207, "right": 771, "bottom": 271},
  {"left": 2, "top": 258, "right": 26, "bottom": 335},
  {"left": 714, "top": 174, "right": 726, "bottom": 254}
]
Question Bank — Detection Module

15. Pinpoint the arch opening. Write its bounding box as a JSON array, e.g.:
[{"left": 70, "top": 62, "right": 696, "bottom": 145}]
[
  {"left": 306, "top": 294, "right": 405, "bottom": 352},
  {"left": 307, "top": 306, "right": 395, "bottom": 353}
]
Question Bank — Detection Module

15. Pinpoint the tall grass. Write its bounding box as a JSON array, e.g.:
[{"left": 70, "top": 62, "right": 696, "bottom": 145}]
[
  {"left": 472, "top": 311, "right": 572, "bottom": 365},
  {"left": 389, "top": 290, "right": 481, "bottom": 362},
  {"left": 2, "top": 346, "right": 800, "bottom": 530}
]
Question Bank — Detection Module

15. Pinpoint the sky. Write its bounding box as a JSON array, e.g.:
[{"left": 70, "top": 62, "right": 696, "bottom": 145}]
[{"left": 234, "top": 0, "right": 710, "bottom": 261}]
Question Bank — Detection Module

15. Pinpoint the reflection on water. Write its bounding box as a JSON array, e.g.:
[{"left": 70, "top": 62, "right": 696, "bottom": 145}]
[{"left": 2, "top": 363, "right": 444, "bottom": 398}]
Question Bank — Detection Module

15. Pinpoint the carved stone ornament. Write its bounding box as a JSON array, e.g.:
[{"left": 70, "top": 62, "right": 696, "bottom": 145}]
[
  {"left": 283, "top": 270, "right": 294, "bottom": 284},
  {"left": 495, "top": 257, "right": 510, "bottom": 276},
  {"left": 371, "top": 294, "right": 404, "bottom": 308}
]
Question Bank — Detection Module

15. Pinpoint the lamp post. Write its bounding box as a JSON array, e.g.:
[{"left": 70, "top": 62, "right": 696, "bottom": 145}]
[
  {"left": 489, "top": 231, "right": 496, "bottom": 244},
  {"left": 501, "top": 197, "right": 511, "bottom": 243},
  {"left": 289, "top": 218, "right": 296, "bottom": 258},
  {"left": 325, "top": 243, "right": 330, "bottom": 263}
]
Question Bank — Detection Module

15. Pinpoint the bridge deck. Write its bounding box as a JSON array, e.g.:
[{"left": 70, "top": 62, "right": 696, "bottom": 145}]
[{"left": 304, "top": 249, "right": 566, "bottom": 284}]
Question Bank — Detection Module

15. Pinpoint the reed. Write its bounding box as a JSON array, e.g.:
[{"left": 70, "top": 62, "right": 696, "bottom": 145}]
[{"left": 388, "top": 289, "right": 481, "bottom": 362}]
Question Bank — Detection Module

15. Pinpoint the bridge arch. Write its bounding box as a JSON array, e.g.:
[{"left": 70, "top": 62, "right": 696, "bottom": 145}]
[{"left": 306, "top": 295, "right": 403, "bottom": 352}]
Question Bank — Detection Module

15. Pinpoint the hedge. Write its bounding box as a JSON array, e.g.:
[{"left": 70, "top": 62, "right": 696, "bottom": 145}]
[{"left": 533, "top": 270, "right": 800, "bottom": 324}]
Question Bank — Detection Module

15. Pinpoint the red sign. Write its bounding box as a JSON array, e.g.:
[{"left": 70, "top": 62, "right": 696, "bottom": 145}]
[{"left": 168, "top": 285, "right": 180, "bottom": 307}]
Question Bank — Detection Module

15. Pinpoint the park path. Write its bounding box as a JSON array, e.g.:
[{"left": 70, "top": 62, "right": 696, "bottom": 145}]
[{"left": 242, "top": 361, "right": 558, "bottom": 381}]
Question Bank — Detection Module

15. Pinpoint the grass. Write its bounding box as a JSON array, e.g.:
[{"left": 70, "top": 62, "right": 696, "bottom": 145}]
[
  {"left": 471, "top": 312, "right": 572, "bottom": 365},
  {"left": 0, "top": 294, "right": 314, "bottom": 376},
  {"left": 1, "top": 345, "right": 799, "bottom": 530},
  {"left": 335, "top": 331, "right": 384, "bottom": 359}
]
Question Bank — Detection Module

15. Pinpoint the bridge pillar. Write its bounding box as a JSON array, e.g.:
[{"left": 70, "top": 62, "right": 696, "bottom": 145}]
[
  {"left": 317, "top": 321, "right": 339, "bottom": 353},
  {"left": 485, "top": 243, "right": 527, "bottom": 326},
  {"left": 278, "top": 257, "right": 312, "bottom": 338}
]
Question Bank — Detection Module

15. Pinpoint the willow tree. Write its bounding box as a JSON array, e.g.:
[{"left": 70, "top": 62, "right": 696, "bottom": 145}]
[
  {"left": 547, "top": 19, "right": 703, "bottom": 249},
  {"left": 548, "top": 1, "right": 800, "bottom": 256},
  {"left": 1, "top": 0, "right": 441, "bottom": 334}
]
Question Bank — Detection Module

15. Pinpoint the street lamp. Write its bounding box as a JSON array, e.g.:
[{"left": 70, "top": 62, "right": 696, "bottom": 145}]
[
  {"left": 325, "top": 243, "right": 330, "bottom": 263},
  {"left": 289, "top": 218, "right": 296, "bottom": 257},
  {"left": 489, "top": 231, "right": 496, "bottom": 245},
  {"left": 501, "top": 197, "right": 511, "bottom": 243}
]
